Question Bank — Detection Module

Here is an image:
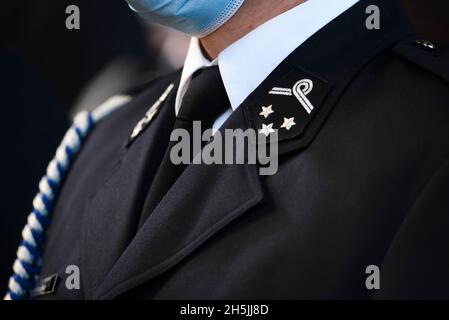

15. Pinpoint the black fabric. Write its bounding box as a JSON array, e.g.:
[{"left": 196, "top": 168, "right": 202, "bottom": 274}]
[
  {"left": 178, "top": 67, "right": 230, "bottom": 124},
  {"left": 33, "top": 0, "right": 449, "bottom": 299},
  {"left": 138, "top": 66, "right": 230, "bottom": 227}
]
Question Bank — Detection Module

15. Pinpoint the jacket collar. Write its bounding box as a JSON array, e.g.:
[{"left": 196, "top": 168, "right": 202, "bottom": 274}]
[
  {"left": 239, "top": 0, "right": 413, "bottom": 155},
  {"left": 176, "top": 0, "right": 360, "bottom": 114}
]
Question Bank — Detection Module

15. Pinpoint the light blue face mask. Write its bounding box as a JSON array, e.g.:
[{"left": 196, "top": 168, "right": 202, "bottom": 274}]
[{"left": 126, "top": 0, "right": 245, "bottom": 37}]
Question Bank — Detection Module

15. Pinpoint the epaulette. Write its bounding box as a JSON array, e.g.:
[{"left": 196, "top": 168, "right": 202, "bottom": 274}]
[{"left": 393, "top": 37, "right": 449, "bottom": 84}]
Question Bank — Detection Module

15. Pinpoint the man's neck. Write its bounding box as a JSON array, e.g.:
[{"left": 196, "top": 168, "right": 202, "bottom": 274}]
[{"left": 200, "top": 0, "right": 307, "bottom": 60}]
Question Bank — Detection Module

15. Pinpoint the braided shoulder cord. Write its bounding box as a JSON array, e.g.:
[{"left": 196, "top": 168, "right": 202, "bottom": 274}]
[{"left": 4, "top": 95, "right": 131, "bottom": 300}]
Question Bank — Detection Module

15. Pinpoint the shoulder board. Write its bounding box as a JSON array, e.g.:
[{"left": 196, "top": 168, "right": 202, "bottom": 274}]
[{"left": 393, "top": 37, "right": 449, "bottom": 84}]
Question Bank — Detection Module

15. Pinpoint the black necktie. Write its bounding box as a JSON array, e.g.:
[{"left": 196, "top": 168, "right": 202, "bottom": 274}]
[{"left": 138, "top": 66, "right": 231, "bottom": 227}]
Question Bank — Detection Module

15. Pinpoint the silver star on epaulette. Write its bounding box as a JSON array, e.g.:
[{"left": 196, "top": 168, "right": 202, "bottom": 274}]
[
  {"left": 280, "top": 117, "right": 296, "bottom": 130},
  {"left": 259, "top": 123, "right": 275, "bottom": 136},
  {"left": 259, "top": 105, "right": 274, "bottom": 118}
]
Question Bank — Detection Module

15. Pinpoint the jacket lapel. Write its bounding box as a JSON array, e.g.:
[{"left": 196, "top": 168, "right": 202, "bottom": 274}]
[
  {"left": 93, "top": 107, "right": 264, "bottom": 299},
  {"left": 81, "top": 78, "right": 179, "bottom": 298},
  {"left": 92, "top": 0, "right": 412, "bottom": 299}
]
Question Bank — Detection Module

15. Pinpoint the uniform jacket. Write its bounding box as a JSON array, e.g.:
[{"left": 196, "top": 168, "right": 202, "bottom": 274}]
[{"left": 38, "top": 0, "right": 449, "bottom": 299}]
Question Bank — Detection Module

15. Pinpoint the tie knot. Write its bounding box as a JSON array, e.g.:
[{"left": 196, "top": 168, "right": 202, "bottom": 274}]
[{"left": 178, "top": 66, "right": 230, "bottom": 129}]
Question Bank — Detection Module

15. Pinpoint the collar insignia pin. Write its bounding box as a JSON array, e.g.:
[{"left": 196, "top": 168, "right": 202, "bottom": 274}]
[
  {"left": 127, "top": 83, "right": 175, "bottom": 147},
  {"left": 269, "top": 79, "right": 315, "bottom": 114},
  {"left": 244, "top": 67, "right": 332, "bottom": 145}
]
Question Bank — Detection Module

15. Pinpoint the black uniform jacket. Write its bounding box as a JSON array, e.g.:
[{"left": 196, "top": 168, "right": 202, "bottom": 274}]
[{"left": 38, "top": 0, "right": 449, "bottom": 299}]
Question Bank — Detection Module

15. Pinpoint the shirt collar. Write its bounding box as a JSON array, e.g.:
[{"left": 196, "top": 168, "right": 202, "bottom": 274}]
[{"left": 175, "top": 0, "right": 359, "bottom": 116}]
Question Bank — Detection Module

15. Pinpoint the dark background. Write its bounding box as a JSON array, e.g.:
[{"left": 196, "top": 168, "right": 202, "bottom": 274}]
[
  {"left": 1, "top": 0, "right": 448, "bottom": 295},
  {"left": 401, "top": 0, "right": 449, "bottom": 41}
]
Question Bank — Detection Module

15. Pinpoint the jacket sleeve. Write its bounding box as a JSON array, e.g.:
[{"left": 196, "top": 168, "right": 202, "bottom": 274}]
[{"left": 374, "top": 156, "right": 449, "bottom": 299}]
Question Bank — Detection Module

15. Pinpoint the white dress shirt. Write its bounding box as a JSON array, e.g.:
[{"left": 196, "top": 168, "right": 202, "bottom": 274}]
[{"left": 176, "top": 0, "right": 359, "bottom": 132}]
